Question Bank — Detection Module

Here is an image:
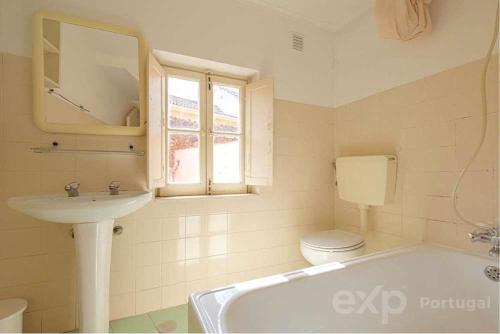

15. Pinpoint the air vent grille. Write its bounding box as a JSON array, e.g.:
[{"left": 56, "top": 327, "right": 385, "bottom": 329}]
[{"left": 292, "top": 33, "right": 304, "bottom": 52}]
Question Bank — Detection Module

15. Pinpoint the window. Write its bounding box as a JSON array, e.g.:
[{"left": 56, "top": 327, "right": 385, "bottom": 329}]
[{"left": 160, "top": 67, "right": 246, "bottom": 196}]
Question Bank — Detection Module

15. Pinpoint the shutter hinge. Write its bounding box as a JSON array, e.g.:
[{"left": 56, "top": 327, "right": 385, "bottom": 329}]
[
  {"left": 208, "top": 75, "right": 212, "bottom": 90},
  {"left": 208, "top": 178, "right": 212, "bottom": 195}
]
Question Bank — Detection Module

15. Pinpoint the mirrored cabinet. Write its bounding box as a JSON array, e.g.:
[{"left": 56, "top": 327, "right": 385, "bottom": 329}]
[{"left": 33, "top": 12, "right": 147, "bottom": 135}]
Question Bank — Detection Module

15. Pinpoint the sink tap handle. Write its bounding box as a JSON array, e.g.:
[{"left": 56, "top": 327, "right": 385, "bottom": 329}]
[
  {"left": 64, "top": 182, "right": 80, "bottom": 197},
  {"left": 109, "top": 181, "right": 120, "bottom": 195},
  {"left": 468, "top": 232, "right": 483, "bottom": 242}
]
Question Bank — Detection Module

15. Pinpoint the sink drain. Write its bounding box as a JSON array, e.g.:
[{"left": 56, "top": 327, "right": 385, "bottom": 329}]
[{"left": 484, "top": 266, "right": 499, "bottom": 282}]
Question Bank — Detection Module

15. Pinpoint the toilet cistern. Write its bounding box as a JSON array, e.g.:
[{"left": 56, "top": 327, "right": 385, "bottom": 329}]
[{"left": 336, "top": 155, "right": 397, "bottom": 234}]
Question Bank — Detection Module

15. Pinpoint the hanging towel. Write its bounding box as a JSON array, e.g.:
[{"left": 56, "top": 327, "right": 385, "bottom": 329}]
[{"left": 374, "top": 0, "right": 433, "bottom": 41}]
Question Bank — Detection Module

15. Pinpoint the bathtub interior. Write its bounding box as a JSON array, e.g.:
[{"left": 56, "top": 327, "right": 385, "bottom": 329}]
[{"left": 190, "top": 246, "right": 499, "bottom": 333}]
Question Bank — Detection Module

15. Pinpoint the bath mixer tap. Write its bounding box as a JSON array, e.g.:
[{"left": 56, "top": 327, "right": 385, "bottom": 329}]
[
  {"left": 468, "top": 227, "right": 500, "bottom": 257},
  {"left": 108, "top": 181, "right": 121, "bottom": 195},
  {"left": 64, "top": 182, "right": 80, "bottom": 197}
]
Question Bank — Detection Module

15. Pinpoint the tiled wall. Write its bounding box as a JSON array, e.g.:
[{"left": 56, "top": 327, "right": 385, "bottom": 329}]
[
  {"left": 0, "top": 53, "right": 335, "bottom": 332},
  {"left": 333, "top": 56, "right": 499, "bottom": 256},
  {"left": 2, "top": 51, "right": 497, "bottom": 333}
]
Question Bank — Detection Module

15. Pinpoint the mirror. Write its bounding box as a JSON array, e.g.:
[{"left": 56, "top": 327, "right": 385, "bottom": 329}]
[{"left": 33, "top": 12, "right": 146, "bottom": 135}]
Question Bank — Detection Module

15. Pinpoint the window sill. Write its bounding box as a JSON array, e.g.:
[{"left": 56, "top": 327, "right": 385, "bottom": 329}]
[{"left": 154, "top": 193, "right": 258, "bottom": 201}]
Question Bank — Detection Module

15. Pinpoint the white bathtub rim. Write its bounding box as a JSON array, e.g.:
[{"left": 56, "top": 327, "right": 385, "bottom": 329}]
[{"left": 189, "top": 243, "right": 497, "bottom": 333}]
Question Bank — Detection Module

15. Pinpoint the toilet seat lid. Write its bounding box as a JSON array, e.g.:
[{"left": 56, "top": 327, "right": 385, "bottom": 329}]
[
  {"left": 0, "top": 299, "right": 27, "bottom": 320},
  {"left": 301, "top": 230, "right": 364, "bottom": 250}
]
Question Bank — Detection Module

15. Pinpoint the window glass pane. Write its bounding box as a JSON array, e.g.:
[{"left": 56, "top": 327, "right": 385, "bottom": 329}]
[
  {"left": 213, "top": 84, "right": 240, "bottom": 133},
  {"left": 213, "top": 135, "right": 240, "bottom": 183},
  {"left": 168, "top": 133, "right": 200, "bottom": 184},
  {"left": 168, "top": 77, "right": 200, "bottom": 130}
]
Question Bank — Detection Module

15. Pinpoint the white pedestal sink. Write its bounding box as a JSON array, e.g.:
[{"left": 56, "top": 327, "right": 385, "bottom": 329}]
[{"left": 7, "top": 191, "right": 153, "bottom": 333}]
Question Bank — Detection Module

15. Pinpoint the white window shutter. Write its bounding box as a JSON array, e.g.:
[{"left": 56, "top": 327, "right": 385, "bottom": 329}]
[
  {"left": 245, "top": 78, "right": 274, "bottom": 186},
  {"left": 147, "top": 54, "right": 166, "bottom": 190}
]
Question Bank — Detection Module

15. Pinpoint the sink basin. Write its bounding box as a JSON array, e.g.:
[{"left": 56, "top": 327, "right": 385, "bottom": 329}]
[
  {"left": 7, "top": 190, "right": 152, "bottom": 333},
  {"left": 7, "top": 191, "right": 153, "bottom": 224}
]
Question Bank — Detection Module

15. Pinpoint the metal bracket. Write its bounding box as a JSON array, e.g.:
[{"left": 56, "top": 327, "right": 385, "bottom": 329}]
[{"left": 71, "top": 225, "right": 123, "bottom": 239}]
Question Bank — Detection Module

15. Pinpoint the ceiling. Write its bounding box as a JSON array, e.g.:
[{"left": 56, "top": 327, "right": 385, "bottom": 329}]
[{"left": 245, "top": 0, "right": 374, "bottom": 32}]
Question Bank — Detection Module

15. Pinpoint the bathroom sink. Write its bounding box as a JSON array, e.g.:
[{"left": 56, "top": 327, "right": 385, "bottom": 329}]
[
  {"left": 7, "top": 191, "right": 152, "bottom": 224},
  {"left": 7, "top": 190, "right": 152, "bottom": 333}
]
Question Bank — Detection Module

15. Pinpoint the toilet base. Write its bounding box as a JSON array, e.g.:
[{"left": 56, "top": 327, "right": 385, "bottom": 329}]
[{"left": 0, "top": 299, "right": 27, "bottom": 334}]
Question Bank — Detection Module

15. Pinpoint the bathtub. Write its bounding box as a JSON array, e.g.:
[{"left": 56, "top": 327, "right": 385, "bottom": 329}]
[{"left": 188, "top": 245, "right": 499, "bottom": 333}]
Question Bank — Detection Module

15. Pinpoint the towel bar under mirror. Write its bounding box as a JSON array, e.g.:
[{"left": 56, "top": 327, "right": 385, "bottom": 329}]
[{"left": 30, "top": 142, "right": 145, "bottom": 156}]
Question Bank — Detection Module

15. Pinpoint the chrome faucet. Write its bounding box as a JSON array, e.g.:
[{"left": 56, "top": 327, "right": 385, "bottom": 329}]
[
  {"left": 64, "top": 182, "right": 80, "bottom": 197},
  {"left": 108, "top": 181, "right": 121, "bottom": 195},
  {"left": 468, "top": 226, "right": 500, "bottom": 257}
]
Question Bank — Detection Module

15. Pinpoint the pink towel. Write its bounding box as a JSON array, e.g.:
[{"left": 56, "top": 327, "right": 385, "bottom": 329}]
[{"left": 375, "top": 0, "right": 433, "bottom": 41}]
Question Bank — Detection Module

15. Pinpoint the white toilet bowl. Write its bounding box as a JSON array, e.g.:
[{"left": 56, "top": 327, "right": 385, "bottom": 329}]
[
  {"left": 0, "top": 299, "right": 27, "bottom": 333},
  {"left": 300, "top": 230, "right": 365, "bottom": 265}
]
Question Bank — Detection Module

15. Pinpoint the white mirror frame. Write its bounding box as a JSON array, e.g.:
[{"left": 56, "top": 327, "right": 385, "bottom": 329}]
[{"left": 32, "top": 11, "right": 147, "bottom": 136}]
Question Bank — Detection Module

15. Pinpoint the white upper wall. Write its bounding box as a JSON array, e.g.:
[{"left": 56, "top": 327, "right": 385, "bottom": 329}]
[
  {"left": 331, "top": 0, "right": 499, "bottom": 107},
  {"left": 1, "top": 0, "right": 497, "bottom": 109},
  {"left": 0, "top": 0, "right": 335, "bottom": 108}
]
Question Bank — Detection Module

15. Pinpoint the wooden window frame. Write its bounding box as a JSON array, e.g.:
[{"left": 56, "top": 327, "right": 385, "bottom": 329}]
[{"left": 159, "top": 67, "right": 247, "bottom": 197}]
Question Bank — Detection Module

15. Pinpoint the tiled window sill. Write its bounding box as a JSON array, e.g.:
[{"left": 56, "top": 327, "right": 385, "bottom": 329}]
[{"left": 154, "top": 193, "right": 258, "bottom": 201}]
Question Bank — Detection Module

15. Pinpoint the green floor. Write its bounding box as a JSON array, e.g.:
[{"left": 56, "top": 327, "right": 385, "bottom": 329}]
[{"left": 110, "top": 304, "right": 188, "bottom": 333}]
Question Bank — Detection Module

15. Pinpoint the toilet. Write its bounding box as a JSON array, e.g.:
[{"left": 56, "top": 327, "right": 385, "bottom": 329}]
[
  {"left": 300, "top": 155, "right": 397, "bottom": 265},
  {"left": 0, "top": 299, "right": 28, "bottom": 333},
  {"left": 301, "top": 229, "right": 366, "bottom": 265}
]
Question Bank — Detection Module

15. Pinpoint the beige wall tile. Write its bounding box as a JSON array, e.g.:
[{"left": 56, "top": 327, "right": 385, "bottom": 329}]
[
  {"left": 110, "top": 268, "right": 135, "bottom": 296},
  {"left": 162, "top": 283, "right": 187, "bottom": 308},
  {"left": 185, "top": 258, "right": 209, "bottom": 282},
  {"left": 135, "top": 242, "right": 162, "bottom": 266},
  {"left": 110, "top": 293, "right": 135, "bottom": 321},
  {"left": 0, "top": 255, "right": 47, "bottom": 288},
  {"left": 161, "top": 239, "right": 186, "bottom": 262},
  {"left": 44, "top": 252, "right": 76, "bottom": 282},
  {"left": 161, "top": 261, "right": 186, "bottom": 286},
  {"left": 0, "top": 227, "right": 42, "bottom": 259},
  {"left": 334, "top": 56, "right": 498, "bottom": 252},
  {"left": 135, "top": 287, "right": 162, "bottom": 314},
  {"left": 4, "top": 52, "right": 495, "bottom": 324},
  {"left": 23, "top": 311, "right": 42, "bottom": 333},
  {"left": 162, "top": 216, "right": 186, "bottom": 240},
  {"left": 425, "top": 196, "right": 456, "bottom": 223},
  {"left": 135, "top": 265, "right": 162, "bottom": 291},
  {"left": 2, "top": 171, "right": 41, "bottom": 198},
  {"left": 401, "top": 216, "right": 426, "bottom": 241},
  {"left": 110, "top": 246, "right": 134, "bottom": 273},
  {"left": 206, "top": 255, "right": 227, "bottom": 277},
  {"left": 456, "top": 113, "right": 498, "bottom": 171},
  {"left": 41, "top": 305, "right": 76, "bottom": 333},
  {"left": 185, "top": 235, "right": 227, "bottom": 259},
  {"left": 425, "top": 220, "right": 458, "bottom": 248},
  {"left": 135, "top": 218, "right": 162, "bottom": 243},
  {"left": 41, "top": 224, "right": 74, "bottom": 254},
  {"left": 41, "top": 279, "right": 76, "bottom": 309},
  {"left": 372, "top": 212, "right": 403, "bottom": 236}
]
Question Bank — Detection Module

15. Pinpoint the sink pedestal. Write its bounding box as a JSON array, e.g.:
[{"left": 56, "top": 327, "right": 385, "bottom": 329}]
[
  {"left": 7, "top": 191, "right": 153, "bottom": 333},
  {"left": 74, "top": 220, "right": 113, "bottom": 333}
]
